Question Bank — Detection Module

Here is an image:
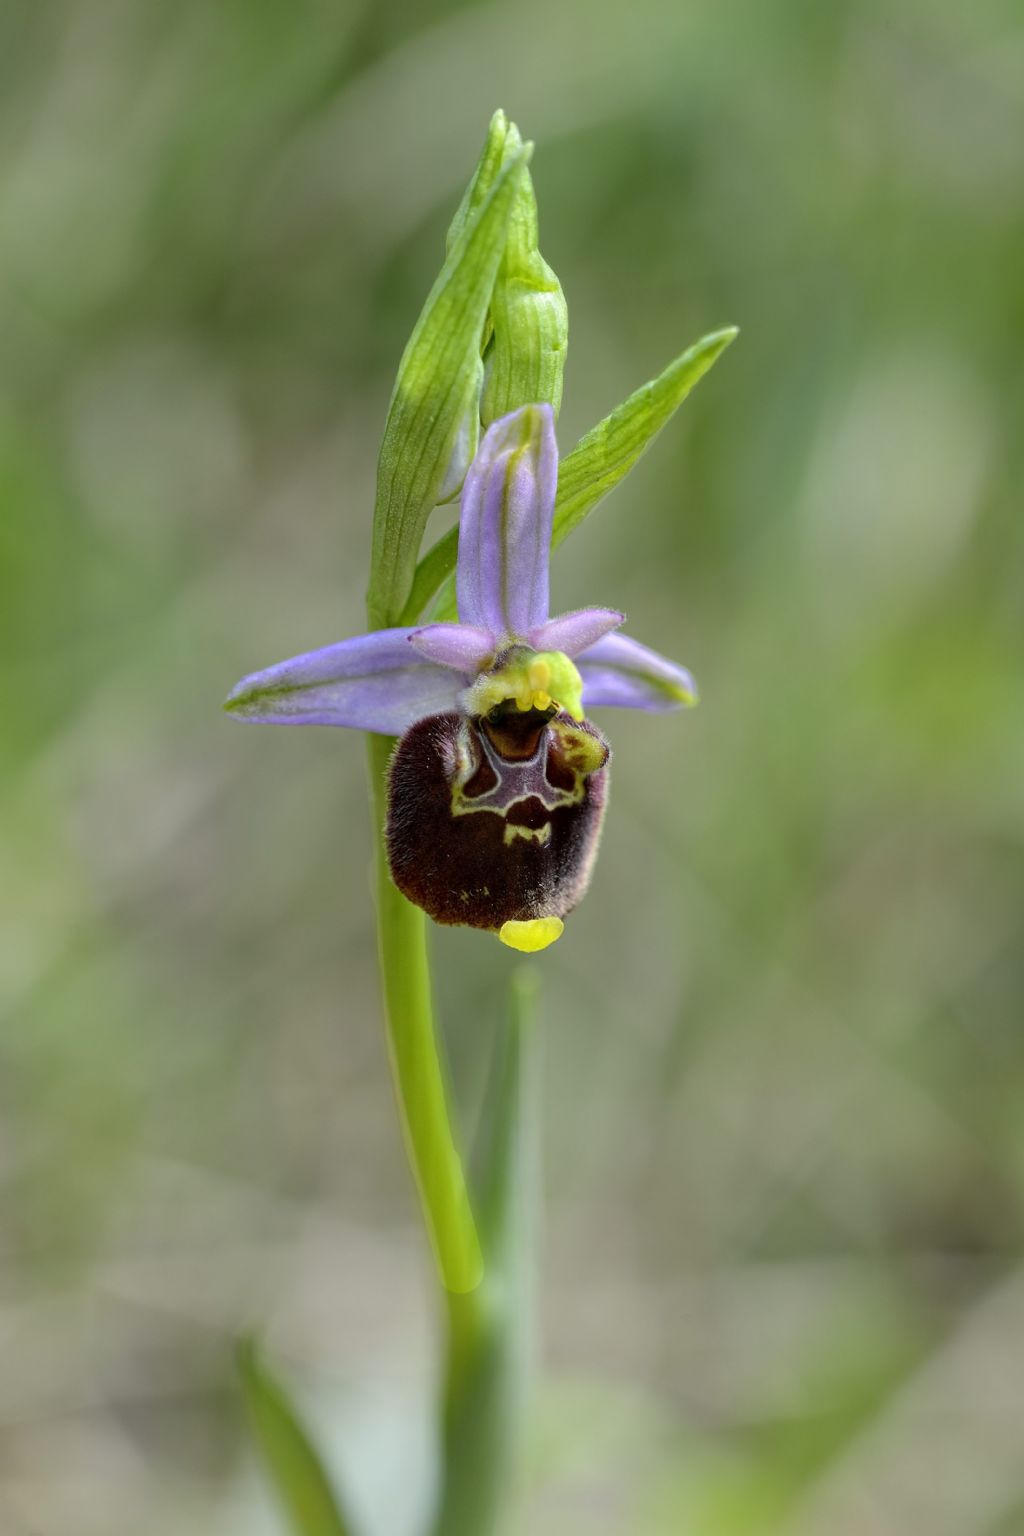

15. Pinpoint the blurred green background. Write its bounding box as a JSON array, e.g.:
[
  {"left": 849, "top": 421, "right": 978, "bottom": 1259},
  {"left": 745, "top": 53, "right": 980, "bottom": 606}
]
[{"left": 2, "top": 0, "right": 1024, "bottom": 1532}]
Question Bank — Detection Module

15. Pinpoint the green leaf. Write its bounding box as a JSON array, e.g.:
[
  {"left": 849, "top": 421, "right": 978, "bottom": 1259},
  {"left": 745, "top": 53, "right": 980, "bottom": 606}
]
[
  {"left": 552, "top": 324, "right": 738, "bottom": 544},
  {"left": 432, "top": 968, "right": 541, "bottom": 1536},
  {"left": 480, "top": 121, "right": 568, "bottom": 428},
  {"left": 366, "top": 147, "right": 529, "bottom": 629},
  {"left": 404, "top": 326, "right": 738, "bottom": 625},
  {"left": 237, "top": 1336, "right": 356, "bottom": 1536}
]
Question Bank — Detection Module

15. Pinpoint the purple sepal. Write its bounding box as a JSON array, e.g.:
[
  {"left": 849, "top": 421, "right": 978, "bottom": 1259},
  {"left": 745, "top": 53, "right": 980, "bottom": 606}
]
[
  {"left": 530, "top": 607, "right": 624, "bottom": 658},
  {"left": 225, "top": 628, "right": 463, "bottom": 734},
  {"left": 408, "top": 623, "right": 495, "bottom": 673},
  {"left": 456, "top": 403, "right": 558, "bottom": 640},
  {"left": 577, "top": 631, "right": 698, "bottom": 712}
]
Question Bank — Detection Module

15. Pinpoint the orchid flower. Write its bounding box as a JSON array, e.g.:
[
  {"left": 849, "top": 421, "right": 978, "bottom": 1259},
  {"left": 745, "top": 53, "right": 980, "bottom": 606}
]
[{"left": 226, "top": 403, "right": 696, "bottom": 952}]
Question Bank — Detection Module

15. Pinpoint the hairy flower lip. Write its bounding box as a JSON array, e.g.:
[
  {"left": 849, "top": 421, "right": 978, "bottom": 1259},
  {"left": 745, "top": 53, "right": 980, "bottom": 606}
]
[{"left": 384, "top": 704, "right": 610, "bottom": 931}]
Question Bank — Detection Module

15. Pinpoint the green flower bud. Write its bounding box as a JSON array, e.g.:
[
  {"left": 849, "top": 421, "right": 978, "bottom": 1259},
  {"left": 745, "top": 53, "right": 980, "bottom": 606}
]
[{"left": 480, "top": 119, "right": 568, "bottom": 426}]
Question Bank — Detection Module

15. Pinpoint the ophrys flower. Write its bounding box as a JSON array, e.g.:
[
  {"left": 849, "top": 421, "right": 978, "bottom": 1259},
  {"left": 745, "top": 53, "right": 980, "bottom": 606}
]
[{"left": 226, "top": 404, "right": 696, "bottom": 951}]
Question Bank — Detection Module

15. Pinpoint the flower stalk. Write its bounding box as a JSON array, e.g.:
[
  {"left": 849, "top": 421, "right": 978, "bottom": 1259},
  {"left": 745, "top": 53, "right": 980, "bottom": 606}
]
[
  {"left": 366, "top": 731, "right": 483, "bottom": 1295},
  {"left": 433, "top": 969, "right": 540, "bottom": 1536}
]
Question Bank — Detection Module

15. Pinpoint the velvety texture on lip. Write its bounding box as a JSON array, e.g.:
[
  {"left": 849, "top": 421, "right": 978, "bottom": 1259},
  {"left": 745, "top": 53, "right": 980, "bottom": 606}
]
[{"left": 385, "top": 709, "right": 610, "bottom": 928}]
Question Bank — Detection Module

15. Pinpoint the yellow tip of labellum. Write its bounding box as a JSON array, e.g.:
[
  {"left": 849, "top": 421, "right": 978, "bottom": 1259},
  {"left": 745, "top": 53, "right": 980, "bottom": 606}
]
[{"left": 498, "top": 916, "right": 564, "bottom": 952}]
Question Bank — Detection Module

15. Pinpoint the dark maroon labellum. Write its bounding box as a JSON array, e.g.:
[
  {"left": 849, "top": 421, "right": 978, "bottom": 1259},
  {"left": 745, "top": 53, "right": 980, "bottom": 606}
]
[{"left": 385, "top": 703, "right": 610, "bottom": 929}]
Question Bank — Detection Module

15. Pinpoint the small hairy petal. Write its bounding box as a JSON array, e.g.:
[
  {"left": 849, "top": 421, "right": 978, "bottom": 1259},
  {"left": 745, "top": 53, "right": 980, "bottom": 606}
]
[
  {"left": 530, "top": 607, "right": 624, "bottom": 658},
  {"left": 224, "top": 628, "right": 463, "bottom": 734},
  {"left": 408, "top": 622, "right": 496, "bottom": 672},
  {"left": 577, "top": 631, "right": 698, "bottom": 712},
  {"left": 456, "top": 403, "right": 557, "bottom": 638}
]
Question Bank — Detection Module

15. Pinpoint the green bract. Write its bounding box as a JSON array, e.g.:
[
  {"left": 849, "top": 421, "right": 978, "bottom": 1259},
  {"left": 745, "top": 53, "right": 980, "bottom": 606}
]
[
  {"left": 445, "top": 108, "right": 511, "bottom": 257},
  {"left": 366, "top": 143, "right": 528, "bottom": 630},
  {"left": 552, "top": 324, "right": 738, "bottom": 543}
]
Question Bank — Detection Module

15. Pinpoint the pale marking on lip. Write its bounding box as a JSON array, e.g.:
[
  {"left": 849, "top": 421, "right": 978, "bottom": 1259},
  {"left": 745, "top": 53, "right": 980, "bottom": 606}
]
[{"left": 503, "top": 821, "right": 552, "bottom": 847}]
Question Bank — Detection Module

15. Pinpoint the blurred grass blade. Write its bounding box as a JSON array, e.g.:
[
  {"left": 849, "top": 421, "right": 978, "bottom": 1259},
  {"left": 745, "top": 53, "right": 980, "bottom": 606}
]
[
  {"left": 405, "top": 327, "right": 737, "bottom": 624},
  {"left": 480, "top": 120, "right": 568, "bottom": 427},
  {"left": 432, "top": 968, "right": 541, "bottom": 1536},
  {"left": 237, "top": 1337, "right": 356, "bottom": 1536},
  {"left": 367, "top": 147, "right": 529, "bottom": 629},
  {"left": 552, "top": 324, "right": 737, "bottom": 543},
  {"left": 475, "top": 966, "right": 540, "bottom": 1270}
]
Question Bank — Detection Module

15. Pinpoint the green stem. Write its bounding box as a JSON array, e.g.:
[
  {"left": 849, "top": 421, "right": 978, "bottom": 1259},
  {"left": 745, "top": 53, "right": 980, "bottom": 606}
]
[
  {"left": 433, "top": 969, "right": 540, "bottom": 1536},
  {"left": 366, "top": 733, "right": 483, "bottom": 1295}
]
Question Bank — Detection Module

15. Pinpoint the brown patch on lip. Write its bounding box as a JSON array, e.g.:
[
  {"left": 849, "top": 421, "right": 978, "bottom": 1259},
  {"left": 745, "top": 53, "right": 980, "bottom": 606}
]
[
  {"left": 479, "top": 701, "right": 555, "bottom": 761},
  {"left": 544, "top": 746, "right": 577, "bottom": 793},
  {"left": 462, "top": 750, "right": 499, "bottom": 800}
]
